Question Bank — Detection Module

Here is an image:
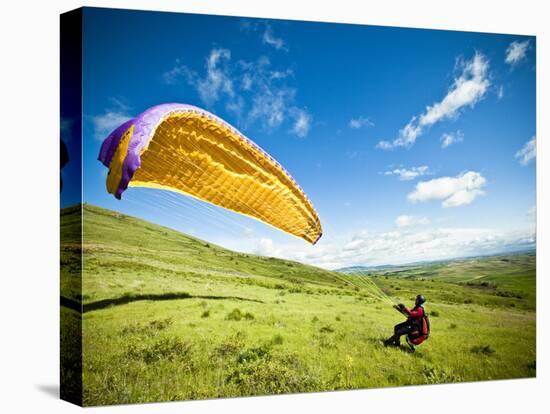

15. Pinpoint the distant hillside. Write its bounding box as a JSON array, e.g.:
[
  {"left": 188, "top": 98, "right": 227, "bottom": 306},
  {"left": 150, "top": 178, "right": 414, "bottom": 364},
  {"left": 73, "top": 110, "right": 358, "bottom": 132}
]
[
  {"left": 338, "top": 264, "right": 407, "bottom": 274},
  {"left": 338, "top": 251, "right": 536, "bottom": 306},
  {"left": 61, "top": 204, "right": 345, "bottom": 302},
  {"left": 337, "top": 250, "right": 536, "bottom": 275}
]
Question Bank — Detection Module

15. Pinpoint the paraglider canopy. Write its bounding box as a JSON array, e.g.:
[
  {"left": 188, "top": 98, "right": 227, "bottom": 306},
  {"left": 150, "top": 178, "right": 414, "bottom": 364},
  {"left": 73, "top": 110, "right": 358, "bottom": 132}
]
[{"left": 98, "top": 103, "right": 323, "bottom": 244}]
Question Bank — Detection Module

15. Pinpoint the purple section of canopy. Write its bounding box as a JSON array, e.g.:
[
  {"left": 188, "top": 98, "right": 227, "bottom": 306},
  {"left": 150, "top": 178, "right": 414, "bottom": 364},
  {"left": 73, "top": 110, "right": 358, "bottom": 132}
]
[
  {"left": 98, "top": 104, "right": 238, "bottom": 199},
  {"left": 97, "top": 103, "right": 301, "bottom": 200},
  {"left": 98, "top": 118, "right": 135, "bottom": 167}
]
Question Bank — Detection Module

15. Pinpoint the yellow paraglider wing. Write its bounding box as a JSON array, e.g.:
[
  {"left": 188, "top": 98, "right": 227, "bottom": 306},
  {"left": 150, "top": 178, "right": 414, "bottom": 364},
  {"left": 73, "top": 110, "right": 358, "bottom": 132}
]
[{"left": 98, "top": 104, "right": 322, "bottom": 244}]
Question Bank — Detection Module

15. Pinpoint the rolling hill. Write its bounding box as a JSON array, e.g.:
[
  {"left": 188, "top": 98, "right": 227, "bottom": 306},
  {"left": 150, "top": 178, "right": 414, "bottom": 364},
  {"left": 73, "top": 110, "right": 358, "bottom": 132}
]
[
  {"left": 60, "top": 204, "right": 536, "bottom": 405},
  {"left": 61, "top": 204, "right": 346, "bottom": 306},
  {"left": 339, "top": 252, "right": 536, "bottom": 309}
]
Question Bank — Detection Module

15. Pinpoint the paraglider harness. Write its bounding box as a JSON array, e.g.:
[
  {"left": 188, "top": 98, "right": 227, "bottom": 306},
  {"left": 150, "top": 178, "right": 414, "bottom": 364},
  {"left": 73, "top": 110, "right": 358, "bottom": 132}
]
[{"left": 393, "top": 304, "right": 430, "bottom": 349}]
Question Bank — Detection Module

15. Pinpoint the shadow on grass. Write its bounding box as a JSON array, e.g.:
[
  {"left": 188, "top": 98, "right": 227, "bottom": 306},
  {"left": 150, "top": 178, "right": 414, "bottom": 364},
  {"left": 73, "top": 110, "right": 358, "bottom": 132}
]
[{"left": 61, "top": 292, "right": 264, "bottom": 313}]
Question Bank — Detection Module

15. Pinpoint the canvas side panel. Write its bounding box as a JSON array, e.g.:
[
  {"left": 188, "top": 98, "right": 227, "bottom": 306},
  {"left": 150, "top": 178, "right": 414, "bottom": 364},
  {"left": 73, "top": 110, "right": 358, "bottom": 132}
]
[{"left": 60, "top": 8, "right": 83, "bottom": 407}]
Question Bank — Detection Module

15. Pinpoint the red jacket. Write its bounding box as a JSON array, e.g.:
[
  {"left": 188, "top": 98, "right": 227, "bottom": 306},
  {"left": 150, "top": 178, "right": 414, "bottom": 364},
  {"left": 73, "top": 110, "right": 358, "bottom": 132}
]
[{"left": 403, "top": 305, "right": 424, "bottom": 320}]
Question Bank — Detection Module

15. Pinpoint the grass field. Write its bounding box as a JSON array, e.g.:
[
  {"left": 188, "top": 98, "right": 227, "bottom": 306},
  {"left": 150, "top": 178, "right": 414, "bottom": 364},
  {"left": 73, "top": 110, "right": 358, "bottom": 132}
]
[{"left": 61, "top": 205, "right": 536, "bottom": 406}]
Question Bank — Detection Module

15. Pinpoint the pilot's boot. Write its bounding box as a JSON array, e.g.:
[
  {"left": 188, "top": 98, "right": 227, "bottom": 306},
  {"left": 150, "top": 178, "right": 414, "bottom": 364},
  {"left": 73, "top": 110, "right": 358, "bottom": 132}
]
[{"left": 384, "top": 336, "right": 400, "bottom": 347}]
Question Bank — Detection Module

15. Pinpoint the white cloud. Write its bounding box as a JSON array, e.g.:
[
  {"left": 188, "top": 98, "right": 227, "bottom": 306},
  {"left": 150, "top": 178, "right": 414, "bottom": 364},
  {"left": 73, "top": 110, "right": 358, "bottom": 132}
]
[
  {"left": 290, "top": 109, "right": 311, "bottom": 137},
  {"left": 91, "top": 103, "right": 130, "bottom": 141},
  {"left": 255, "top": 238, "right": 281, "bottom": 257},
  {"left": 377, "top": 116, "right": 421, "bottom": 149},
  {"left": 239, "top": 57, "right": 295, "bottom": 124},
  {"left": 163, "top": 50, "right": 310, "bottom": 137},
  {"left": 395, "top": 215, "right": 430, "bottom": 228},
  {"left": 249, "top": 87, "right": 292, "bottom": 129},
  {"left": 241, "top": 60, "right": 310, "bottom": 135},
  {"left": 225, "top": 95, "right": 245, "bottom": 117},
  {"left": 162, "top": 48, "right": 234, "bottom": 107},
  {"left": 242, "top": 21, "right": 287, "bottom": 51},
  {"left": 162, "top": 48, "right": 235, "bottom": 106},
  {"left": 383, "top": 165, "right": 430, "bottom": 181},
  {"left": 378, "top": 53, "right": 489, "bottom": 149},
  {"left": 505, "top": 40, "right": 530, "bottom": 66},
  {"left": 440, "top": 130, "right": 464, "bottom": 148},
  {"left": 92, "top": 112, "right": 132, "bottom": 141},
  {"left": 420, "top": 53, "right": 489, "bottom": 126},
  {"left": 238, "top": 226, "right": 535, "bottom": 269},
  {"left": 408, "top": 171, "right": 486, "bottom": 208},
  {"left": 349, "top": 116, "right": 374, "bottom": 129},
  {"left": 90, "top": 97, "right": 133, "bottom": 141},
  {"left": 497, "top": 85, "right": 504, "bottom": 99},
  {"left": 162, "top": 59, "right": 196, "bottom": 85},
  {"left": 262, "top": 25, "right": 286, "bottom": 51},
  {"left": 197, "top": 48, "right": 234, "bottom": 105},
  {"left": 515, "top": 136, "right": 536, "bottom": 165}
]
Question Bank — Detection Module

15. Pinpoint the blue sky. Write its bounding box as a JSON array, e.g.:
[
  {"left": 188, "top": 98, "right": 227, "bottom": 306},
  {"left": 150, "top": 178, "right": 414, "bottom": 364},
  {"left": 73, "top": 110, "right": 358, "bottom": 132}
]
[{"left": 70, "top": 7, "right": 536, "bottom": 269}]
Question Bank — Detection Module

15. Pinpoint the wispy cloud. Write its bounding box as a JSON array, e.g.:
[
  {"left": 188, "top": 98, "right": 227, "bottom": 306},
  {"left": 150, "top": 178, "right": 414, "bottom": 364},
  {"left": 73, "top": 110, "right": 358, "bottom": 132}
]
[
  {"left": 515, "top": 136, "right": 536, "bottom": 165},
  {"left": 241, "top": 21, "right": 287, "bottom": 51},
  {"left": 408, "top": 171, "right": 486, "bottom": 208},
  {"left": 162, "top": 58, "right": 195, "bottom": 85},
  {"left": 90, "top": 97, "right": 132, "bottom": 141},
  {"left": 162, "top": 49, "right": 238, "bottom": 108},
  {"left": 497, "top": 85, "right": 504, "bottom": 99},
  {"left": 395, "top": 215, "right": 430, "bottom": 228},
  {"left": 383, "top": 165, "right": 430, "bottom": 181},
  {"left": 378, "top": 53, "right": 490, "bottom": 149},
  {"left": 92, "top": 112, "right": 131, "bottom": 141},
  {"left": 163, "top": 49, "right": 311, "bottom": 137},
  {"left": 290, "top": 108, "right": 311, "bottom": 137},
  {"left": 193, "top": 48, "right": 235, "bottom": 106},
  {"left": 440, "top": 130, "right": 464, "bottom": 148},
  {"left": 505, "top": 40, "right": 530, "bottom": 66},
  {"left": 349, "top": 116, "right": 374, "bottom": 129},
  {"left": 262, "top": 25, "right": 287, "bottom": 51},
  {"left": 248, "top": 85, "right": 293, "bottom": 129}
]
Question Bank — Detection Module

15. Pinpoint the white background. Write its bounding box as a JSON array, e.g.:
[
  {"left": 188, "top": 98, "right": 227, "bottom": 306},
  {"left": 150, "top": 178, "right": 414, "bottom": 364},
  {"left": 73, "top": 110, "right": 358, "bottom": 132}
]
[{"left": 0, "top": 0, "right": 547, "bottom": 412}]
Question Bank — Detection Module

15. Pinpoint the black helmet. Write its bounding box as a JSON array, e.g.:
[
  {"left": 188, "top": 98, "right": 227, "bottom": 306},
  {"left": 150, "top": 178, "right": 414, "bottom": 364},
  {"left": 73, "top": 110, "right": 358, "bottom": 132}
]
[{"left": 415, "top": 295, "right": 426, "bottom": 306}]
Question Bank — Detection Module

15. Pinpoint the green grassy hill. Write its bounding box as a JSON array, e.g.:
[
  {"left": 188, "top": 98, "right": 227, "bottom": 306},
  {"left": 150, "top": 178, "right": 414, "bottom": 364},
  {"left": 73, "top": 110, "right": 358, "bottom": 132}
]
[
  {"left": 61, "top": 204, "right": 536, "bottom": 406},
  {"left": 346, "top": 253, "right": 536, "bottom": 311},
  {"left": 76, "top": 205, "right": 346, "bottom": 302}
]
